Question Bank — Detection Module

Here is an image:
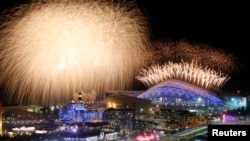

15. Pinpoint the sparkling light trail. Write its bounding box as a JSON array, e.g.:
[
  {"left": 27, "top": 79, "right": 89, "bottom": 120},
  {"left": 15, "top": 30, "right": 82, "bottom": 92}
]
[
  {"left": 145, "top": 40, "right": 238, "bottom": 74},
  {"left": 136, "top": 61, "right": 231, "bottom": 89},
  {"left": 0, "top": 0, "right": 150, "bottom": 105}
]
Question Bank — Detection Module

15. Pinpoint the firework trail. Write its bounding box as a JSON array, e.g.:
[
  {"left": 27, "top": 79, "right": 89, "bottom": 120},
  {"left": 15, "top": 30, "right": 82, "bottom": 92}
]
[
  {"left": 145, "top": 40, "right": 238, "bottom": 74},
  {"left": 136, "top": 40, "right": 237, "bottom": 90},
  {"left": 136, "top": 61, "right": 231, "bottom": 89},
  {"left": 0, "top": 0, "right": 150, "bottom": 105}
]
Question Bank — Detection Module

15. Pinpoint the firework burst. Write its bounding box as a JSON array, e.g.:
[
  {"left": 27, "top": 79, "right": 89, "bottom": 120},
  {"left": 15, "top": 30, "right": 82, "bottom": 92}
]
[
  {"left": 136, "top": 61, "right": 231, "bottom": 89},
  {"left": 145, "top": 40, "right": 238, "bottom": 74},
  {"left": 0, "top": 0, "right": 150, "bottom": 105}
]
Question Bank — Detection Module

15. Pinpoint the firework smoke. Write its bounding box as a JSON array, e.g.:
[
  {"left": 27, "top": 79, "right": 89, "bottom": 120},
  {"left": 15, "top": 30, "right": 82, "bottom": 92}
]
[
  {"left": 144, "top": 40, "right": 238, "bottom": 74},
  {"left": 136, "top": 61, "right": 231, "bottom": 89},
  {"left": 0, "top": 0, "right": 150, "bottom": 105}
]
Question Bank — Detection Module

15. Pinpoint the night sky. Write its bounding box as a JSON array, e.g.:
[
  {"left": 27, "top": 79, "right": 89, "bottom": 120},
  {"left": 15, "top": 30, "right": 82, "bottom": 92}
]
[
  {"left": 135, "top": 1, "right": 249, "bottom": 94},
  {"left": 0, "top": 0, "right": 249, "bottom": 94}
]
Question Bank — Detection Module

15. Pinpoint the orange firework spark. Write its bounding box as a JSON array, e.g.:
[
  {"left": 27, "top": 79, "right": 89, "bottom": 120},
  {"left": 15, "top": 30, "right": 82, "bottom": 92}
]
[
  {"left": 136, "top": 61, "right": 231, "bottom": 89},
  {"left": 145, "top": 40, "right": 238, "bottom": 74},
  {"left": 0, "top": 0, "right": 150, "bottom": 105}
]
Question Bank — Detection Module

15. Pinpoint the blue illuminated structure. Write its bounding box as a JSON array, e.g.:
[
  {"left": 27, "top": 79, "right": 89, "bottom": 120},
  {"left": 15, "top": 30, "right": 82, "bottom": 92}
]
[
  {"left": 58, "top": 93, "right": 103, "bottom": 123},
  {"left": 137, "top": 79, "right": 224, "bottom": 107}
]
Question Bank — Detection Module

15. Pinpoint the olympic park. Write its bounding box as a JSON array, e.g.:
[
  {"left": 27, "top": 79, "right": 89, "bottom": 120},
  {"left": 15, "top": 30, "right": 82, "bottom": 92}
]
[
  {"left": 2, "top": 64, "right": 250, "bottom": 141},
  {"left": 107, "top": 79, "right": 249, "bottom": 115},
  {"left": 103, "top": 77, "right": 250, "bottom": 139}
]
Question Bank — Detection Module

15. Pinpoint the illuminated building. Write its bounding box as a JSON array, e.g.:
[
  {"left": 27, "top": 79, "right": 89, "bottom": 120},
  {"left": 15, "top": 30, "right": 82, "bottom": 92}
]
[
  {"left": 105, "top": 94, "right": 151, "bottom": 114},
  {"left": 104, "top": 93, "right": 151, "bottom": 132},
  {"left": 135, "top": 60, "right": 229, "bottom": 111},
  {"left": 58, "top": 93, "right": 103, "bottom": 123},
  {"left": 137, "top": 80, "right": 224, "bottom": 108},
  {"left": 224, "top": 96, "right": 248, "bottom": 110}
]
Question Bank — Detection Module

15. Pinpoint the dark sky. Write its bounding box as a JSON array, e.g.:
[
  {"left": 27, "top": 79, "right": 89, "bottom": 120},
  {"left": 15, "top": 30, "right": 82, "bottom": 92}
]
[
  {"left": 136, "top": 1, "right": 249, "bottom": 94},
  {"left": 0, "top": 0, "right": 249, "bottom": 94}
]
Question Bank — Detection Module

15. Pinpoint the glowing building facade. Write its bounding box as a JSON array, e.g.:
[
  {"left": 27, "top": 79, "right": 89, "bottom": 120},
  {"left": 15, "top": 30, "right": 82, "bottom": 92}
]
[
  {"left": 137, "top": 80, "right": 224, "bottom": 108},
  {"left": 58, "top": 94, "right": 103, "bottom": 123},
  {"left": 135, "top": 61, "right": 228, "bottom": 111}
]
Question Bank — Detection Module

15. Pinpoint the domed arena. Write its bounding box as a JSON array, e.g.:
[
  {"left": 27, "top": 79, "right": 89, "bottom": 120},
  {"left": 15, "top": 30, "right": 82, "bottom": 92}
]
[
  {"left": 136, "top": 61, "right": 230, "bottom": 112},
  {"left": 137, "top": 79, "right": 224, "bottom": 108}
]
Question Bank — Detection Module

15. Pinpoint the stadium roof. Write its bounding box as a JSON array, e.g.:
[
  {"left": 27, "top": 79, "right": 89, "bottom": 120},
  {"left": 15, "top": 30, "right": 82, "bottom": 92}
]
[{"left": 137, "top": 79, "right": 223, "bottom": 103}]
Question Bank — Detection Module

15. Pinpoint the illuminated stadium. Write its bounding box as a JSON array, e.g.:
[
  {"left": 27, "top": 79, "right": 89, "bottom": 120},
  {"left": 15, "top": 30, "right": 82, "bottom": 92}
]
[
  {"left": 136, "top": 61, "right": 230, "bottom": 110},
  {"left": 137, "top": 79, "right": 224, "bottom": 107}
]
